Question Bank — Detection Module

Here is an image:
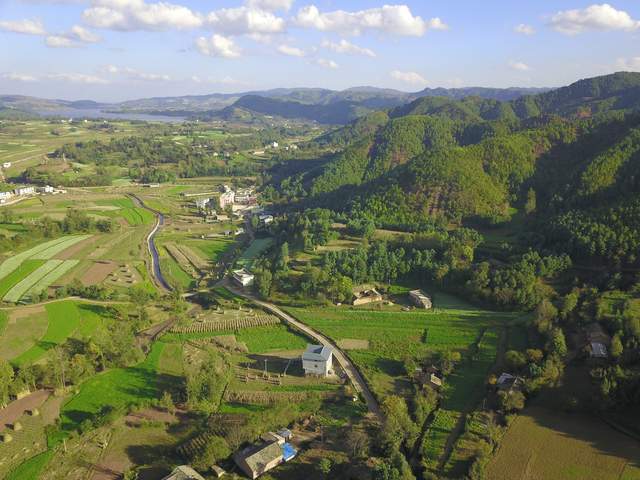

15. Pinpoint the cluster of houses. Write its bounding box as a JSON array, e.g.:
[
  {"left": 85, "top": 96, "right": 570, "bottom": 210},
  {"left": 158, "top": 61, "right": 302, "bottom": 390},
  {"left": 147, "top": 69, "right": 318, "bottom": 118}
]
[
  {"left": 162, "top": 429, "right": 298, "bottom": 480},
  {"left": 350, "top": 287, "right": 433, "bottom": 310},
  {"left": 0, "top": 185, "right": 65, "bottom": 205},
  {"left": 218, "top": 185, "right": 258, "bottom": 211}
]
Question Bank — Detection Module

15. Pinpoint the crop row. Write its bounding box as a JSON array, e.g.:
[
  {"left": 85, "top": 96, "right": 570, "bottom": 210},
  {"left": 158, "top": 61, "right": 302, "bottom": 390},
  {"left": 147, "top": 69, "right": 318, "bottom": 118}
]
[
  {"left": 224, "top": 390, "right": 330, "bottom": 405},
  {"left": 3, "top": 260, "right": 78, "bottom": 303},
  {"left": 171, "top": 315, "right": 280, "bottom": 334},
  {"left": 0, "top": 236, "right": 72, "bottom": 280},
  {"left": 177, "top": 432, "right": 212, "bottom": 458},
  {"left": 31, "top": 235, "right": 90, "bottom": 260}
]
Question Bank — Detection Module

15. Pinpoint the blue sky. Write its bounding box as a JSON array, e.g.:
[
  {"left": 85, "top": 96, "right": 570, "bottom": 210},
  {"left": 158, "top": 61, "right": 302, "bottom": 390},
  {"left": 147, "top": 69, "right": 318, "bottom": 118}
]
[{"left": 1, "top": 1, "right": 639, "bottom": 101}]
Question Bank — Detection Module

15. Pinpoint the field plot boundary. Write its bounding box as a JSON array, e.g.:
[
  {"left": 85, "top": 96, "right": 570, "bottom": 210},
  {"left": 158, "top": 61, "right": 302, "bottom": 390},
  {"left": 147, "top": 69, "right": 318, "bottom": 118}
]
[
  {"left": 24, "top": 260, "right": 79, "bottom": 300},
  {"left": 31, "top": 235, "right": 91, "bottom": 260},
  {"left": 3, "top": 260, "right": 63, "bottom": 303},
  {"left": 0, "top": 236, "right": 72, "bottom": 281}
]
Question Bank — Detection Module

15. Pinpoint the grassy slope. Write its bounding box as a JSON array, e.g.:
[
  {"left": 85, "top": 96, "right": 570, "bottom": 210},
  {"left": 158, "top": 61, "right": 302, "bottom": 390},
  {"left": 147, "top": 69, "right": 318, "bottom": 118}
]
[{"left": 13, "top": 301, "right": 81, "bottom": 366}]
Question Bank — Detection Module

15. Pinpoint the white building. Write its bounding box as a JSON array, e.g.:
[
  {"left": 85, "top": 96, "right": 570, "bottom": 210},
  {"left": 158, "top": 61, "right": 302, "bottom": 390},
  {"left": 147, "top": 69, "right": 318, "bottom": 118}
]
[
  {"left": 219, "top": 190, "right": 235, "bottom": 209},
  {"left": 232, "top": 268, "right": 255, "bottom": 287},
  {"left": 0, "top": 191, "right": 12, "bottom": 200},
  {"left": 2, "top": 162, "right": 11, "bottom": 169},
  {"left": 259, "top": 214, "right": 274, "bottom": 226},
  {"left": 302, "top": 344, "right": 333, "bottom": 377},
  {"left": 409, "top": 289, "right": 432, "bottom": 309},
  {"left": 37, "top": 185, "right": 54, "bottom": 194},
  {"left": 271, "top": 141, "right": 279, "bottom": 148},
  {"left": 194, "top": 197, "right": 211, "bottom": 209},
  {"left": 14, "top": 186, "right": 35, "bottom": 196}
]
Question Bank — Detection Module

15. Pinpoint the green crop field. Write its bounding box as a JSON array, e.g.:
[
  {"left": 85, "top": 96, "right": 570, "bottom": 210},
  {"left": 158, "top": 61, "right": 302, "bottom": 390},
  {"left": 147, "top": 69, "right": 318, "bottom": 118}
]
[
  {"left": 0, "top": 308, "right": 49, "bottom": 361},
  {"left": 160, "top": 254, "right": 194, "bottom": 290},
  {"left": 0, "top": 236, "right": 72, "bottom": 280},
  {"left": 3, "top": 260, "right": 64, "bottom": 302},
  {"left": 24, "top": 260, "right": 79, "bottom": 300},
  {"left": 0, "top": 310, "right": 7, "bottom": 335},
  {"left": 31, "top": 235, "right": 90, "bottom": 260},
  {"left": 13, "top": 301, "right": 81, "bottom": 366},
  {"left": 166, "top": 324, "right": 308, "bottom": 354},
  {"left": 59, "top": 341, "right": 171, "bottom": 433},
  {"left": 97, "top": 198, "right": 154, "bottom": 226},
  {"left": 0, "top": 259, "right": 46, "bottom": 298},
  {"left": 186, "top": 238, "right": 234, "bottom": 261},
  {"left": 287, "top": 296, "right": 512, "bottom": 398},
  {"left": 237, "top": 237, "right": 274, "bottom": 269}
]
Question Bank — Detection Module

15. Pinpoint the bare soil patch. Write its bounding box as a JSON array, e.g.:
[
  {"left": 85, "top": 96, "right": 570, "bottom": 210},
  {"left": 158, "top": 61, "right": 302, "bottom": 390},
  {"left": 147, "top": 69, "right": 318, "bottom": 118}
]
[
  {"left": 56, "top": 235, "right": 97, "bottom": 260},
  {"left": 0, "top": 389, "right": 50, "bottom": 432},
  {"left": 81, "top": 260, "right": 117, "bottom": 286},
  {"left": 9, "top": 304, "right": 45, "bottom": 322}
]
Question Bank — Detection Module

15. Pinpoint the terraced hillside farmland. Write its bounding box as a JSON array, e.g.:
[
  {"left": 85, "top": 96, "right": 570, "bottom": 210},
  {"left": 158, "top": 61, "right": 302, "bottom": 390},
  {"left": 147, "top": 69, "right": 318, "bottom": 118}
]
[{"left": 96, "top": 198, "right": 154, "bottom": 226}]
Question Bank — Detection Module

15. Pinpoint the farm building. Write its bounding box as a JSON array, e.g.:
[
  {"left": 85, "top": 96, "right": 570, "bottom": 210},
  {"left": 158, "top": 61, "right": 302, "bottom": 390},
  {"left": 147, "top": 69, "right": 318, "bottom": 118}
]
[
  {"left": 14, "top": 186, "right": 35, "bottom": 196},
  {"left": 235, "top": 188, "right": 257, "bottom": 205},
  {"left": 352, "top": 288, "right": 383, "bottom": 306},
  {"left": 161, "top": 465, "right": 206, "bottom": 480},
  {"left": 590, "top": 342, "right": 608, "bottom": 358},
  {"left": 258, "top": 214, "right": 274, "bottom": 226},
  {"left": 219, "top": 190, "right": 235, "bottom": 209},
  {"left": 496, "top": 373, "right": 524, "bottom": 393},
  {"left": 0, "top": 191, "right": 12, "bottom": 200},
  {"left": 234, "top": 433, "right": 297, "bottom": 479},
  {"left": 409, "top": 289, "right": 432, "bottom": 309},
  {"left": 2, "top": 162, "right": 11, "bottom": 169},
  {"left": 232, "top": 268, "right": 255, "bottom": 287},
  {"left": 194, "top": 197, "right": 212, "bottom": 209},
  {"left": 585, "top": 323, "right": 611, "bottom": 345},
  {"left": 415, "top": 365, "right": 443, "bottom": 389},
  {"left": 37, "top": 185, "right": 54, "bottom": 194},
  {"left": 302, "top": 344, "right": 333, "bottom": 377}
]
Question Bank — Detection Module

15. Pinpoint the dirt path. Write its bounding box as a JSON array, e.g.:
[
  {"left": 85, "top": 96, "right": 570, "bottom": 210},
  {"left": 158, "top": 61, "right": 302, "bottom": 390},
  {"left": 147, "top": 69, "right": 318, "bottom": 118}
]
[
  {"left": 0, "top": 389, "right": 50, "bottom": 431},
  {"left": 225, "top": 280, "right": 382, "bottom": 422}
]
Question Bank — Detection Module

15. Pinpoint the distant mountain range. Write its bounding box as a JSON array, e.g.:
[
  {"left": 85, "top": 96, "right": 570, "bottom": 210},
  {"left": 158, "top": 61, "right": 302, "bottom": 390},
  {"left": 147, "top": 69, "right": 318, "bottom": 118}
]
[{"left": 0, "top": 85, "right": 549, "bottom": 124}]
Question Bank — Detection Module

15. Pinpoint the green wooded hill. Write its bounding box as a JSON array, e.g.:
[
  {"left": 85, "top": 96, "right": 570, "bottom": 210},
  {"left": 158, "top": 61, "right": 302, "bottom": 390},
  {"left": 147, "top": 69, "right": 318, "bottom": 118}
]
[{"left": 274, "top": 72, "right": 640, "bottom": 265}]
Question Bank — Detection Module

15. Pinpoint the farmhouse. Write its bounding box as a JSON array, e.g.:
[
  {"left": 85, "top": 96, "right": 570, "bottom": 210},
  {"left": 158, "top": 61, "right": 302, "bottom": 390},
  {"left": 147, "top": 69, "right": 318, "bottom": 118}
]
[
  {"left": 0, "top": 191, "right": 12, "bottom": 200},
  {"left": 14, "top": 186, "right": 35, "bottom": 196},
  {"left": 409, "top": 289, "right": 432, "bottom": 309},
  {"left": 352, "top": 288, "right": 383, "bottom": 306},
  {"left": 2, "top": 162, "right": 11, "bottom": 169},
  {"left": 590, "top": 342, "right": 608, "bottom": 358},
  {"left": 234, "top": 433, "right": 297, "bottom": 479},
  {"left": 258, "top": 214, "right": 274, "bottom": 226},
  {"left": 219, "top": 190, "right": 235, "bottom": 209},
  {"left": 496, "top": 373, "right": 524, "bottom": 393},
  {"left": 235, "top": 188, "right": 257, "bottom": 205},
  {"left": 302, "top": 344, "right": 333, "bottom": 377},
  {"left": 194, "top": 197, "right": 211, "bottom": 209},
  {"left": 37, "top": 185, "right": 54, "bottom": 194},
  {"left": 232, "top": 268, "right": 255, "bottom": 287},
  {"left": 161, "top": 465, "right": 206, "bottom": 480}
]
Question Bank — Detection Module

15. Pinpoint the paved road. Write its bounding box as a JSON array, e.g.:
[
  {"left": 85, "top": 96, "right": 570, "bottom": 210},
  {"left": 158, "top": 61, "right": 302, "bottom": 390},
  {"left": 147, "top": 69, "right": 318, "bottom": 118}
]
[{"left": 225, "top": 281, "right": 382, "bottom": 421}]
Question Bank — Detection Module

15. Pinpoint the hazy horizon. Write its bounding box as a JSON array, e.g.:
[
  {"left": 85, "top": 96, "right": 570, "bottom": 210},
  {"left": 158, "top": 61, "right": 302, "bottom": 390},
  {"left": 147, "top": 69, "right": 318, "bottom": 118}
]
[{"left": 2, "top": 1, "right": 640, "bottom": 102}]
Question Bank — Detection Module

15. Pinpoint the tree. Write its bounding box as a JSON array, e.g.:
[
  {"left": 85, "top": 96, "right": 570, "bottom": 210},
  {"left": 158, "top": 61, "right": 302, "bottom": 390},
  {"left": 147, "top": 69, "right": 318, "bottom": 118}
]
[
  {"left": 277, "top": 242, "right": 289, "bottom": 271},
  {"left": 549, "top": 328, "right": 568, "bottom": 358},
  {"left": 498, "top": 390, "right": 525, "bottom": 412},
  {"left": 504, "top": 350, "right": 527, "bottom": 370},
  {"left": 524, "top": 188, "right": 536, "bottom": 214},
  {"left": 533, "top": 299, "right": 558, "bottom": 334},
  {"left": 346, "top": 427, "right": 370, "bottom": 460},
  {"left": 160, "top": 391, "right": 175, "bottom": 414},
  {"left": 611, "top": 334, "right": 623, "bottom": 359},
  {"left": 255, "top": 269, "right": 273, "bottom": 298},
  {"left": 318, "top": 458, "right": 332, "bottom": 476},
  {"left": 380, "top": 395, "right": 419, "bottom": 453},
  {"left": 0, "top": 360, "right": 14, "bottom": 406},
  {"left": 193, "top": 435, "right": 231, "bottom": 470}
]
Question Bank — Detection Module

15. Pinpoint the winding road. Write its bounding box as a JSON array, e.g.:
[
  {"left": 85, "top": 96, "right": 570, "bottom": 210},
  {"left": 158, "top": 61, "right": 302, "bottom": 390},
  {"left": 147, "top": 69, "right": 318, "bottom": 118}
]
[
  {"left": 225, "top": 281, "right": 382, "bottom": 421},
  {"left": 133, "top": 194, "right": 381, "bottom": 420}
]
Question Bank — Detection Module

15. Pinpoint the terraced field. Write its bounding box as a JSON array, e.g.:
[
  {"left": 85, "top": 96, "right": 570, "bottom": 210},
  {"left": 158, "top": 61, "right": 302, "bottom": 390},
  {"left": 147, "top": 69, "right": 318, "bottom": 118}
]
[{"left": 96, "top": 198, "right": 154, "bottom": 226}]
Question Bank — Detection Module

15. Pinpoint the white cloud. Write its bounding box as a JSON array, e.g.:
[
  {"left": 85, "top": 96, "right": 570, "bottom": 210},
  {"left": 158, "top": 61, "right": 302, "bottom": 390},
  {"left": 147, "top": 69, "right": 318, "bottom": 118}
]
[
  {"left": 195, "top": 34, "right": 242, "bottom": 58},
  {"left": 616, "top": 57, "right": 640, "bottom": 71},
  {"left": 277, "top": 44, "right": 305, "bottom": 57},
  {"left": 508, "top": 60, "right": 531, "bottom": 72},
  {"left": 549, "top": 3, "right": 640, "bottom": 35},
  {"left": 315, "top": 58, "right": 338, "bottom": 69},
  {"left": 390, "top": 70, "right": 427, "bottom": 86},
  {"left": 320, "top": 39, "right": 375, "bottom": 57},
  {"left": 46, "top": 35, "right": 78, "bottom": 47},
  {"left": 103, "top": 65, "right": 170, "bottom": 80},
  {"left": 1, "top": 72, "right": 38, "bottom": 82},
  {"left": 245, "top": 0, "right": 293, "bottom": 12},
  {"left": 70, "top": 25, "right": 101, "bottom": 43},
  {"left": 82, "top": 0, "right": 203, "bottom": 31},
  {"left": 46, "top": 73, "right": 109, "bottom": 84},
  {"left": 294, "top": 4, "right": 447, "bottom": 37},
  {"left": 206, "top": 7, "right": 285, "bottom": 35},
  {"left": 0, "top": 18, "right": 46, "bottom": 36},
  {"left": 191, "top": 75, "right": 251, "bottom": 86},
  {"left": 514, "top": 23, "right": 535, "bottom": 35}
]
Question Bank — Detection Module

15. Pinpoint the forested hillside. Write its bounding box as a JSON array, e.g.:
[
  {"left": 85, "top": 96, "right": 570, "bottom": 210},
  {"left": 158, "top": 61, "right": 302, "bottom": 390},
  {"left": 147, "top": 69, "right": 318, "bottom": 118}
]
[{"left": 269, "top": 72, "right": 640, "bottom": 270}]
